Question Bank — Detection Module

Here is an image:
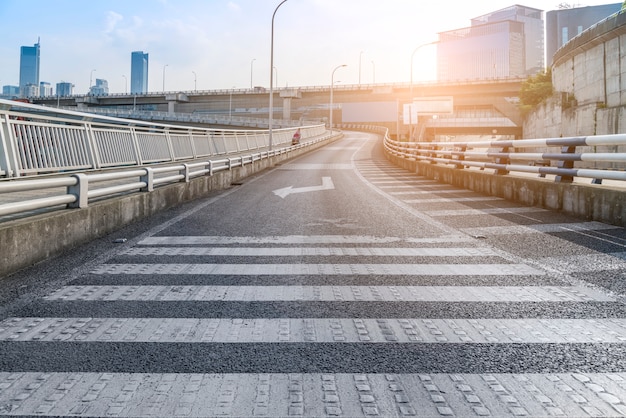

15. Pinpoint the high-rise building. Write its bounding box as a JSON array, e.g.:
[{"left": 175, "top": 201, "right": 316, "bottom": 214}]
[
  {"left": 546, "top": 3, "right": 621, "bottom": 65},
  {"left": 39, "top": 81, "right": 53, "bottom": 97},
  {"left": 437, "top": 5, "right": 544, "bottom": 81},
  {"left": 130, "top": 51, "right": 149, "bottom": 94},
  {"left": 56, "top": 82, "right": 74, "bottom": 97},
  {"left": 1, "top": 85, "right": 20, "bottom": 98},
  {"left": 89, "top": 79, "right": 109, "bottom": 96},
  {"left": 19, "top": 40, "right": 41, "bottom": 96}
]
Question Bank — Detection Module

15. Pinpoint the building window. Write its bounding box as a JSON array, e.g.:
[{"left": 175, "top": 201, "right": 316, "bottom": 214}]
[{"left": 561, "top": 27, "right": 569, "bottom": 46}]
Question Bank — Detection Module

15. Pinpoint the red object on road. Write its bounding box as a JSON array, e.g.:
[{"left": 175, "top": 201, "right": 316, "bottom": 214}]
[{"left": 292, "top": 128, "right": 301, "bottom": 145}]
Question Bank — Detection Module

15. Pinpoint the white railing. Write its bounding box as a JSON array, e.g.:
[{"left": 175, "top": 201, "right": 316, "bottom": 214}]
[
  {"left": 375, "top": 125, "right": 626, "bottom": 184},
  {"left": 0, "top": 98, "right": 326, "bottom": 178},
  {"left": 0, "top": 135, "right": 336, "bottom": 219}
]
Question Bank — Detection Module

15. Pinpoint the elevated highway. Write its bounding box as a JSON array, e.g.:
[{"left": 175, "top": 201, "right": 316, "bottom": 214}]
[{"left": 30, "top": 78, "right": 525, "bottom": 139}]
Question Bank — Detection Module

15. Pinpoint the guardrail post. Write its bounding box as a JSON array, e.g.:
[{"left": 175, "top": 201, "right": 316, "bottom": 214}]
[
  {"left": 207, "top": 160, "right": 213, "bottom": 176},
  {"left": 454, "top": 145, "right": 466, "bottom": 169},
  {"left": 429, "top": 144, "right": 438, "bottom": 164},
  {"left": 68, "top": 173, "right": 89, "bottom": 208},
  {"left": 0, "top": 114, "right": 19, "bottom": 177},
  {"left": 494, "top": 146, "right": 510, "bottom": 175},
  {"left": 555, "top": 145, "right": 575, "bottom": 183},
  {"left": 140, "top": 168, "right": 154, "bottom": 192},
  {"left": 181, "top": 164, "right": 190, "bottom": 182}
]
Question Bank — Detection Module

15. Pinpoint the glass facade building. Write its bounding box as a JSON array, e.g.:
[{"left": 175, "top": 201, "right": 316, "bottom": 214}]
[
  {"left": 546, "top": 3, "right": 621, "bottom": 65},
  {"left": 89, "top": 79, "right": 109, "bottom": 96},
  {"left": 56, "top": 82, "right": 74, "bottom": 97},
  {"left": 19, "top": 40, "right": 41, "bottom": 97},
  {"left": 131, "top": 51, "right": 149, "bottom": 94},
  {"left": 437, "top": 5, "right": 543, "bottom": 81}
]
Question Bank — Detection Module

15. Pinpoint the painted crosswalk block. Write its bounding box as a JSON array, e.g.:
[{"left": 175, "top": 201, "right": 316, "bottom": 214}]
[{"left": 1, "top": 154, "right": 625, "bottom": 416}]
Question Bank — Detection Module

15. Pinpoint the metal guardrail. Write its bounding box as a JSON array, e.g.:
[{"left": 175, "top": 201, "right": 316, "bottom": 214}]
[
  {"left": 0, "top": 133, "right": 335, "bottom": 219},
  {"left": 380, "top": 127, "right": 626, "bottom": 184},
  {"left": 0, "top": 98, "right": 325, "bottom": 179}
]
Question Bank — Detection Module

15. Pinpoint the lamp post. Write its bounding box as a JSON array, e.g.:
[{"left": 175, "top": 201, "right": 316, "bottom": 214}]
[
  {"left": 192, "top": 71, "right": 197, "bottom": 91},
  {"left": 250, "top": 58, "right": 256, "bottom": 89},
  {"left": 162, "top": 64, "right": 168, "bottom": 92},
  {"left": 269, "top": 0, "right": 289, "bottom": 151},
  {"left": 358, "top": 50, "right": 364, "bottom": 86},
  {"left": 409, "top": 41, "right": 436, "bottom": 140},
  {"left": 89, "top": 69, "right": 96, "bottom": 94},
  {"left": 229, "top": 90, "right": 232, "bottom": 121},
  {"left": 122, "top": 75, "right": 127, "bottom": 94},
  {"left": 330, "top": 64, "right": 347, "bottom": 131}
]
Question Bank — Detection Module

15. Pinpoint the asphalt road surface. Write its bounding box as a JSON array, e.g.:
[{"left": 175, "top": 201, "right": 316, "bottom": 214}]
[{"left": 1, "top": 131, "right": 626, "bottom": 416}]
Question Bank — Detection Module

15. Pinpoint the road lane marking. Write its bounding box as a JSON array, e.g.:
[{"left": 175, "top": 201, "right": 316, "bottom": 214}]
[
  {"left": 89, "top": 264, "right": 545, "bottom": 276},
  {"left": 273, "top": 177, "right": 335, "bottom": 198},
  {"left": 44, "top": 285, "right": 611, "bottom": 302}
]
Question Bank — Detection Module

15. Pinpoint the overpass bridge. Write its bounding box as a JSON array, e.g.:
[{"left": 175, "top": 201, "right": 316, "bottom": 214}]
[{"left": 29, "top": 78, "right": 525, "bottom": 139}]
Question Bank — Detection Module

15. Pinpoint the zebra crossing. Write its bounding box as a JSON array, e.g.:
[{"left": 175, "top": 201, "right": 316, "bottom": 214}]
[{"left": 1, "top": 157, "right": 625, "bottom": 416}]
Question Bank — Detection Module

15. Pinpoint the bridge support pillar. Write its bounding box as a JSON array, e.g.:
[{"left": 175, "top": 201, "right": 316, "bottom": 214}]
[
  {"left": 283, "top": 97, "right": 292, "bottom": 120},
  {"left": 279, "top": 89, "right": 301, "bottom": 121},
  {"left": 165, "top": 93, "right": 190, "bottom": 115}
]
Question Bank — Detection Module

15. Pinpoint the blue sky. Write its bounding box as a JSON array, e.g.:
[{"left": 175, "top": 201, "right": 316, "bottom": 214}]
[{"left": 0, "top": 0, "right": 616, "bottom": 94}]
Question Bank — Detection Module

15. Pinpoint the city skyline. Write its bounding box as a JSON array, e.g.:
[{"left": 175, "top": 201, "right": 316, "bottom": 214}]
[{"left": 0, "top": 0, "right": 617, "bottom": 95}]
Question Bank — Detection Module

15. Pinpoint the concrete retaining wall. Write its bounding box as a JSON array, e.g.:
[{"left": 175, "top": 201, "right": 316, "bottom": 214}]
[
  {"left": 385, "top": 152, "right": 626, "bottom": 228},
  {"left": 525, "top": 12, "right": 626, "bottom": 141},
  {"left": 0, "top": 136, "right": 339, "bottom": 279}
]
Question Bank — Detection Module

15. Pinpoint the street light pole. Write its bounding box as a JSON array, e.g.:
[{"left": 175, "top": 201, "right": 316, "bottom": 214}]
[
  {"left": 359, "top": 50, "right": 364, "bottom": 86},
  {"left": 269, "top": 0, "right": 289, "bottom": 151},
  {"left": 250, "top": 58, "right": 256, "bottom": 89},
  {"left": 330, "top": 64, "right": 347, "bottom": 132},
  {"left": 89, "top": 69, "right": 96, "bottom": 94},
  {"left": 192, "top": 71, "right": 197, "bottom": 91},
  {"left": 162, "top": 64, "right": 168, "bottom": 92}
]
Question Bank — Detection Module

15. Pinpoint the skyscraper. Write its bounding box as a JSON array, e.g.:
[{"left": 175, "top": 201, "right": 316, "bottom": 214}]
[
  {"left": 56, "top": 82, "right": 74, "bottom": 97},
  {"left": 19, "top": 39, "right": 41, "bottom": 97},
  {"left": 89, "top": 79, "right": 109, "bottom": 96},
  {"left": 130, "top": 51, "right": 149, "bottom": 94},
  {"left": 437, "top": 5, "right": 544, "bottom": 81},
  {"left": 546, "top": 3, "right": 621, "bottom": 66}
]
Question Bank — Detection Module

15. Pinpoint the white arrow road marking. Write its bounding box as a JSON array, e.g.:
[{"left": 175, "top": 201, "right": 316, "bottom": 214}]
[{"left": 273, "top": 177, "right": 335, "bottom": 198}]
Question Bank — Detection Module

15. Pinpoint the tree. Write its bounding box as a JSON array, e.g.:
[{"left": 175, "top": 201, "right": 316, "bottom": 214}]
[{"left": 519, "top": 69, "right": 553, "bottom": 115}]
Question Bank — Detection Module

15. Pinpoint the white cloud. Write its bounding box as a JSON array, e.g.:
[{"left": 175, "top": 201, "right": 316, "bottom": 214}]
[{"left": 104, "top": 11, "right": 124, "bottom": 34}]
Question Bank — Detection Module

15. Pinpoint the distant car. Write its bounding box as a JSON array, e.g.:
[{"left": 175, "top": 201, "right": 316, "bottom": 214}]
[{"left": 291, "top": 128, "right": 301, "bottom": 145}]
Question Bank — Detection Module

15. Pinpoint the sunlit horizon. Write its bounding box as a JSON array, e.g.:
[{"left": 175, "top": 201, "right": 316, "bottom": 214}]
[{"left": 0, "top": 0, "right": 617, "bottom": 94}]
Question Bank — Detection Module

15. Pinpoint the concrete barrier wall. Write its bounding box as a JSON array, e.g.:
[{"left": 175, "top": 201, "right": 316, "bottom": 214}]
[
  {"left": 525, "top": 12, "right": 626, "bottom": 140},
  {"left": 385, "top": 153, "right": 626, "bottom": 227},
  {"left": 0, "top": 136, "right": 340, "bottom": 279}
]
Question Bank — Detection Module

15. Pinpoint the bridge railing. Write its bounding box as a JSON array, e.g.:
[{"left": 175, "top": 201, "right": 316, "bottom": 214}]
[
  {"left": 380, "top": 128, "right": 626, "bottom": 184},
  {"left": 0, "top": 98, "right": 325, "bottom": 179}
]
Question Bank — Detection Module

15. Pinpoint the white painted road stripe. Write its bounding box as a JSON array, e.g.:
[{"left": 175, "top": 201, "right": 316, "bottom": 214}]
[
  {"left": 390, "top": 189, "right": 470, "bottom": 195},
  {"left": 462, "top": 222, "right": 618, "bottom": 236},
  {"left": 1, "top": 372, "right": 625, "bottom": 417},
  {"left": 404, "top": 197, "right": 504, "bottom": 203},
  {"left": 138, "top": 235, "right": 475, "bottom": 245},
  {"left": 90, "top": 263, "right": 544, "bottom": 276},
  {"left": 426, "top": 207, "right": 549, "bottom": 217},
  {"left": 121, "top": 247, "right": 501, "bottom": 257},
  {"left": 2, "top": 318, "right": 625, "bottom": 343},
  {"left": 44, "top": 285, "right": 611, "bottom": 302}
]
